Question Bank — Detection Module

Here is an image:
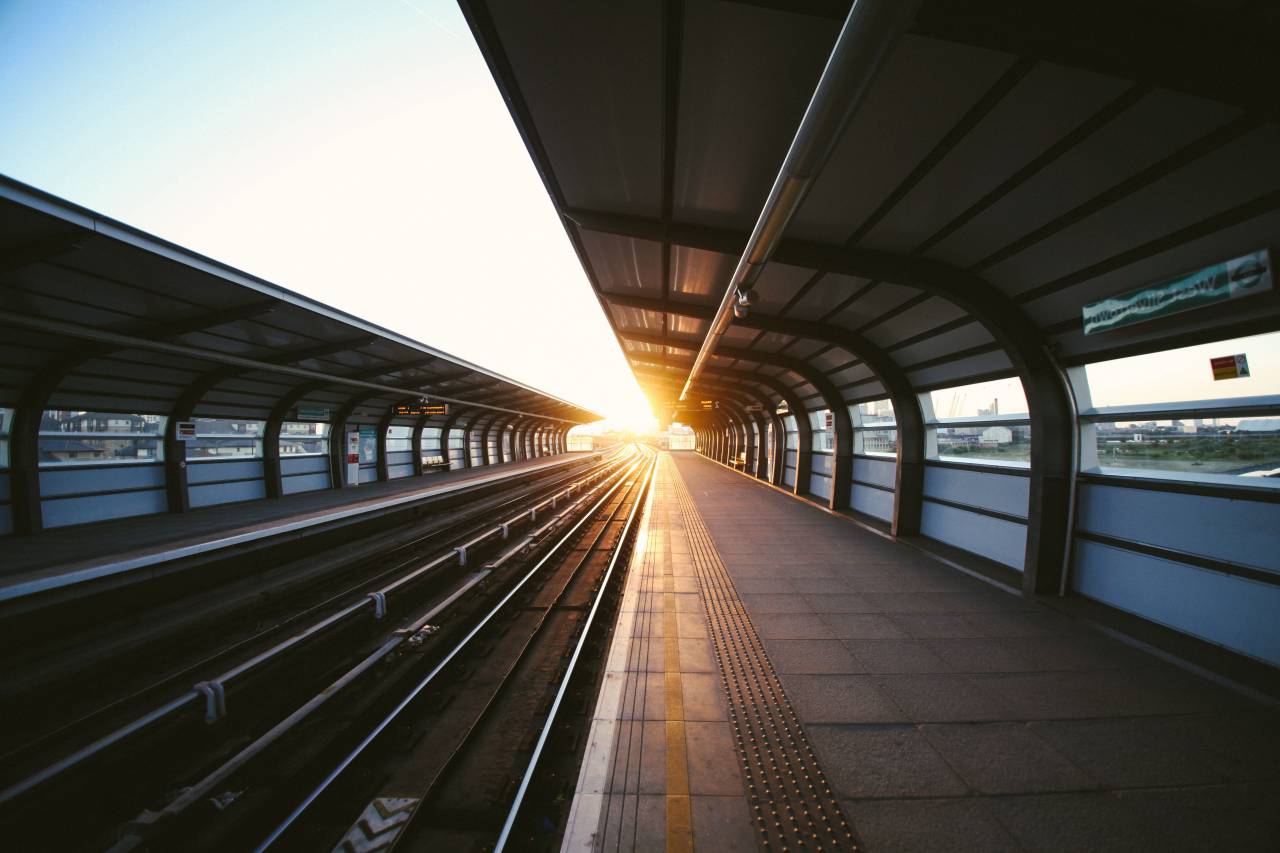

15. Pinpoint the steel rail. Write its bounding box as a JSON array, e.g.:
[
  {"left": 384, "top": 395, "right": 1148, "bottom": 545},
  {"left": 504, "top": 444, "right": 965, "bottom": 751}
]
[
  {"left": 256, "top": 450, "right": 652, "bottom": 851},
  {"left": 495, "top": 452, "right": 658, "bottom": 851},
  {"left": 0, "top": 449, "right": 636, "bottom": 808}
]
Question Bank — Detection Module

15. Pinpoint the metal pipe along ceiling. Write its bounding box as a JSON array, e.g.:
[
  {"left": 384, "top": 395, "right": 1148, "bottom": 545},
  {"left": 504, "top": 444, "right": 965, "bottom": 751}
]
[{"left": 679, "top": 0, "right": 921, "bottom": 400}]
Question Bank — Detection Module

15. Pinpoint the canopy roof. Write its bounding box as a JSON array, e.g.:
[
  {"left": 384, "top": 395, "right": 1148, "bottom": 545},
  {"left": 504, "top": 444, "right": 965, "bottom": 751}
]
[
  {"left": 462, "top": 0, "right": 1279, "bottom": 416},
  {"left": 0, "top": 177, "right": 601, "bottom": 426}
]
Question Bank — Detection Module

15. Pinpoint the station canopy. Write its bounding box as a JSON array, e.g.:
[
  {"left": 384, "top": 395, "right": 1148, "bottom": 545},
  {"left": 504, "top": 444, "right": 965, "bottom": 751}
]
[
  {"left": 0, "top": 178, "right": 601, "bottom": 427},
  {"left": 461, "top": 0, "right": 1279, "bottom": 416}
]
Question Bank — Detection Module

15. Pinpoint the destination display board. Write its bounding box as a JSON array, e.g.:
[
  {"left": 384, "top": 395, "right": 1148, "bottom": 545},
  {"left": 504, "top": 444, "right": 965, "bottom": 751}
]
[
  {"left": 1082, "top": 249, "right": 1271, "bottom": 335},
  {"left": 296, "top": 406, "right": 330, "bottom": 421},
  {"left": 393, "top": 402, "right": 448, "bottom": 416}
]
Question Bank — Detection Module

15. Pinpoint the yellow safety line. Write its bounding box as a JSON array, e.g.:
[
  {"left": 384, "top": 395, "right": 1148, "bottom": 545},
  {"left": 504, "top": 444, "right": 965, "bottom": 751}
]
[{"left": 661, "top": 458, "right": 694, "bottom": 853}]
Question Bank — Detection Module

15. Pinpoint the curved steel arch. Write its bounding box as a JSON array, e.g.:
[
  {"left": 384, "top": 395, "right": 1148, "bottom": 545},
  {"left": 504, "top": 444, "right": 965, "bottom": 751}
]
[
  {"left": 634, "top": 361, "right": 813, "bottom": 494},
  {"left": 625, "top": 330, "right": 853, "bottom": 511},
  {"left": 608, "top": 292, "right": 926, "bottom": 531},
  {"left": 590, "top": 211, "right": 1072, "bottom": 592}
]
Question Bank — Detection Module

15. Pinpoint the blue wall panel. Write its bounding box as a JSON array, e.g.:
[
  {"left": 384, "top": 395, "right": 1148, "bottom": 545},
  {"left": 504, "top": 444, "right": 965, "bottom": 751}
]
[
  {"left": 923, "top": 465, "right": 1028, "bottom": 519},
  {"left": 808, "top": 472, "right": 831, "bottom": 500},
  {"left": 921, "top": 501, "right": 1026, "bottom": 570},
  {"left": 43, "top": 489, "right": 167, "bottom": 527},
  {"left": 852, "top": 456, "right": 896, "bottom": 490},
  {"left": 851, "top": 485, "right": 894, "bottom": 522},
  {"left": 1072, "top": 539, "right": 1280, "bottom": 667},
  {"left": 282, "top": 472, "right": 329, "bottom": 495},
  {"left": 810, "top": 453, "right": 833, "bottom": 475},
  {"left": 0, "top": 472, "right": 9, "bottom": 502},
  {"left": 40, "top": 464, "right": 164, "bottom": 497},
  {"left": 386, "top": 451, "right": 414, "bottom": 479},
  {"left": 358, "top": 465, "right": 379, "bottom": 484},
  {"left": 784, "top": 450, "right": 797, "bottom": 469},
  {"left": 1077, "top": 483, "right": 1277, "bottom": 573},
  {"left": 186, "top": 459, "right": 264, "bottom": 484},
  {"left": 281, "top": 455, "right": 328, "bottom": 476},
  {"left": 783, "top": 466, "right": 796, "bottom": 488},
  {"left": 189, "top": 479, "right": 266, "bottom": 508}
]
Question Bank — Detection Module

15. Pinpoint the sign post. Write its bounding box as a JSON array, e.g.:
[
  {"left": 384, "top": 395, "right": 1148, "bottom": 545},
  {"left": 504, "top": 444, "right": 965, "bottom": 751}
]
[
  {"left": 345, "top": 431, "right": 360, "bottom": 487},
  {"left": 1210, "top": 354, "right": 1251, "bottom": 381}
]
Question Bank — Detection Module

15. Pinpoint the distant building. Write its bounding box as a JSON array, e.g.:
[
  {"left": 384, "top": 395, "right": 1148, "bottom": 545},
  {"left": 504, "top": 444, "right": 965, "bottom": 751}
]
[
  {"left": 980, "top": 426, "right": 1012, "bottom": 445},
  {"left": 1237, "top": 418, "right": 1280, "bottom": 432}
]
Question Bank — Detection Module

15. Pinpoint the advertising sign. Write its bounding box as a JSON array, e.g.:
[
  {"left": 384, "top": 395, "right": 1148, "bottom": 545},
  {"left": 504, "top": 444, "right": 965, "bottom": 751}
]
[
  {"left": 1082, "top": 249, "right": 1271, "bottom": 335},
  {"left": 358, "top": 427, "right": 377, "bottom": 465},
  {"left": 1210, "top": 354, "right": 1250, "bottom": 381},
  {"left": 175, "top": 421, "right": 197, "bottom": 440}
]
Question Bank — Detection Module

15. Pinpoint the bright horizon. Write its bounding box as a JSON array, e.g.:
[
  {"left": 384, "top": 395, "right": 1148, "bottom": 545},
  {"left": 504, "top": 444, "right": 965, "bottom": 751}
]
[{"left": 0, "top": 0, "right": 657, "bottom": 432}]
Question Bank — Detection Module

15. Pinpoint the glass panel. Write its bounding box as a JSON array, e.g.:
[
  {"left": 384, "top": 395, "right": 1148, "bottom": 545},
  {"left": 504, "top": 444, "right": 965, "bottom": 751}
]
[
  {"left": 855, "top": 428, "right": 897, "bottom": 456},
  {"left": 930, "top": 377, "right": 1028, "bottom": 419},
  {"left": 1092, "top": 419, "right": 1280, "bottom": 479},
  {"left": 1082, "top": 331, "right": 1279, "bottom": 408},
  {"left": 853, "top": 399, "right": 895, "bottom": 426},
  {"left": 280, "top": 421, "right": 329, "bottom": 456},
  {"left": 186, "top": 417, "right": 264, "bottom": 460},
  {"left": 936, "top": 424, "right": 1031, "bottom": 465},
  {"left": 386, "top": 425, "right": 413, "bottom": 452},
  {"left": 39, "top": 410, "right": 165, "bottom": 466}
]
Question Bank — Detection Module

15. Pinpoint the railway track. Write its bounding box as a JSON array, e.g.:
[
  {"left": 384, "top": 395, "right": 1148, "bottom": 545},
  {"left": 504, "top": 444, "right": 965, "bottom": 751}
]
[{"left": 0, "top": 446, "right": 648, "bottom": 851}]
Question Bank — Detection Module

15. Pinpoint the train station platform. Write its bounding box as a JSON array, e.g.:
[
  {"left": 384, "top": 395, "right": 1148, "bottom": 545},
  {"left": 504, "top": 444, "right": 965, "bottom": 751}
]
[
  {"left": 563, "top": 452, "right": 1280, "bottom": 853},
  {"left": 0, "top": 452, "right": 594, "bottom": 603}
]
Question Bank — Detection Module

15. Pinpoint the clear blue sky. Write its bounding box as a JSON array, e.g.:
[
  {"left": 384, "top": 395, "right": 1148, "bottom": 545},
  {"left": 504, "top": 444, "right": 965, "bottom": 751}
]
[{"left": 0, "top": 0, "right": 654, "bottom": 427}]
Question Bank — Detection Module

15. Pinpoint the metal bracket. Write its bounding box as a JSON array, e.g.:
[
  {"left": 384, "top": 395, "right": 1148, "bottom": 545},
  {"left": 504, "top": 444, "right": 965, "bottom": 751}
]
[
  {"left": 500, "top": 522, "right": 511, "bottom": 539},
  {"left": 454, "top": 546, "right": 467, "bottom": 566},
  {"left": 194, "top": 680, "right": 227, "bottom": 723},
  {"left": 368, "top": 591, "right": 388, "bottom": 620}
]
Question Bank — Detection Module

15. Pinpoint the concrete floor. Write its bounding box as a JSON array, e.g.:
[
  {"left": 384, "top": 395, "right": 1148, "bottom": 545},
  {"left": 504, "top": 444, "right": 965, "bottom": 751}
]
[{"left": 563, "top": 452, "right": 1280, "bottom": 852}]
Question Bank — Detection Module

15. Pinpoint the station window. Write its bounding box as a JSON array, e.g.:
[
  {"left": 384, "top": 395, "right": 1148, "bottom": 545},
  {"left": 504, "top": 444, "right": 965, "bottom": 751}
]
[
  {"left": 386, "top": 425, "right": 413, "bottom": 452},
  {"left": 280, "top": 421, "right": 329, "bottom": 456},
  {"left": 784, "top": 414, "right": 798, "bottom": 450},
  {"left": 421, "top": 427, "right": 444, "bottom": 462},
  {"left": 184, "top": 417, "right": 264, "bottom": 461},
  {"left": 38, "top": 410, "right": 165, "bottom": 466},
  {"left": 0, "top": 407, "right": 11, "bottom": 467},
  {"left": 851, "top": 399, "right": 896, "bottom": 457},
  {"left": 809, "top": 409, "right": 834, "bottom": 452},
  {"left": 922, "top": 377, "right": 1031, "bottom": 467},
  {"left": 1072, "top": 331, "right": 1280, "bottom": 486}
]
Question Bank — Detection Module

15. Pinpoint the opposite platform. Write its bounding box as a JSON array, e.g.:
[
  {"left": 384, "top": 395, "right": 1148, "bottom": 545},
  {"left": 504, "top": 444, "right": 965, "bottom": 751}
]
[
  {"left": 564, "top": 451, "right": 1280, "bottom": 852},
  {"left": 0, "top": 451, "right": 594, "bottom": 600}
]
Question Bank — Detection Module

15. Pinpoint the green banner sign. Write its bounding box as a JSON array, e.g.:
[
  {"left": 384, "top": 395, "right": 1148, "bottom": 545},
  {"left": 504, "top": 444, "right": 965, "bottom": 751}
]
[
  {"left": 296, "top": 406, "right": 330, "bottom": 421},
  {"left": 1082, "top": 249, "right": 1271, "bottom": 335}
]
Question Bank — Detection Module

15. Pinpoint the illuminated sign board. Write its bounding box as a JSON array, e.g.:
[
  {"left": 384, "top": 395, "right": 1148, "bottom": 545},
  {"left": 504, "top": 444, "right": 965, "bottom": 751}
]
[
  {"left": 393, "top": 402, "right": 449, "bottom": 417},
  {"left": 297, "top": 406, "right": 330, "bottom": 421}
]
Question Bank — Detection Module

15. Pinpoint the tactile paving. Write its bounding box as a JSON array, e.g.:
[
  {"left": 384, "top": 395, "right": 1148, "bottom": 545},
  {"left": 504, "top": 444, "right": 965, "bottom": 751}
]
[{"left": 669, "top": 463, "right": 860, "bottom": 852}]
